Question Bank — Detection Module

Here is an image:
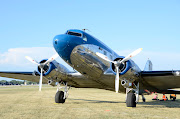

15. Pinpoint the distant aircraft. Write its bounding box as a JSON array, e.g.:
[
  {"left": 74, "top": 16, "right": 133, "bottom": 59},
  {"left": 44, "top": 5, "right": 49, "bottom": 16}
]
[{"left": 1, "top": 29, "right": 180, "bottom": 107}]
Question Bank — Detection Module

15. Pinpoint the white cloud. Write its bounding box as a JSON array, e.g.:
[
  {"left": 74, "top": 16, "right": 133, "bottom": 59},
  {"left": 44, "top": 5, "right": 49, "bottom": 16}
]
[{"left": 0, "top": 47, "right": 72, "bottom": 71}]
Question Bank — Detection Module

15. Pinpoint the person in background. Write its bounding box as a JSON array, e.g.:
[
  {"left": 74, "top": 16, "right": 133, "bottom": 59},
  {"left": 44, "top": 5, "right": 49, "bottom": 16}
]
[
  {"left": 170, "top": 94, "right": 176, "bottom": 101},
  {"left": 162, "top": 94, "right": 168, "bottom": 101},
  {"left": 160, "top": 94, "right": 168, "bottom": 101},
  {"left": 152, "top": 93, "right": 159, "bottom": 100}
]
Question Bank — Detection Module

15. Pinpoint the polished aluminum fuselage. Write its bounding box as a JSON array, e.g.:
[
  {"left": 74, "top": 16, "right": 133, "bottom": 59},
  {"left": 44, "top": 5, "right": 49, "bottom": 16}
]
[{"left": 52, "top": 30, "right": 141, "bottom": 92}]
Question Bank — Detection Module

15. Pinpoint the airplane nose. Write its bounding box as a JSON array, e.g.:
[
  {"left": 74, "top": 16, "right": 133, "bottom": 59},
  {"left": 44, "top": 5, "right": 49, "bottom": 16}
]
[{"left": 53, "top": 34, "right": 69, "bottom": 51}]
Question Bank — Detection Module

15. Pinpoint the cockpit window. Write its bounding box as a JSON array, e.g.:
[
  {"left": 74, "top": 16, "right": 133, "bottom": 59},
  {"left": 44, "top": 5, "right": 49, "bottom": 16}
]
[
  {"left": 83, "top": 34, "right": 87, "bottom": 41},
  {"left": 67, "top": 31, "right": 82, "bottom": 37}
]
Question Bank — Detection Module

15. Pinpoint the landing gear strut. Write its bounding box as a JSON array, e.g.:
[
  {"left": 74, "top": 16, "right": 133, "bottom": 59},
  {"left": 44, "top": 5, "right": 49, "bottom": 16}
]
[
  {"left": 142, "top": 94, "right": 146, "bottom": 102},
  {"left": 55, "top": 81, "right": 70, "bottom": 103}
]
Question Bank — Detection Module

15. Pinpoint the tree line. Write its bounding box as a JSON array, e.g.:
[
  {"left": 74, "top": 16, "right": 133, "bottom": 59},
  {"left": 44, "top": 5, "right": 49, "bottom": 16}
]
[{"left": 0, "top": 80, "right": 37, "bottom": 85}]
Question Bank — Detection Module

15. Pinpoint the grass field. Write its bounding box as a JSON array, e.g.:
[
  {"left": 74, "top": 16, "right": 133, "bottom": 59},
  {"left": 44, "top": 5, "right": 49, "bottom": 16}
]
[{"left": 0, "top": 85, "right": 180, "bottom": 119}]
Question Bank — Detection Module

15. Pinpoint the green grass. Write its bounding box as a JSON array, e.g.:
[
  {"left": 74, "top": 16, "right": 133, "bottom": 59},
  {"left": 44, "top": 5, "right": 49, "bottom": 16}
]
[{"left": 0, "top": 85, "right": 180, "bottom": 119}]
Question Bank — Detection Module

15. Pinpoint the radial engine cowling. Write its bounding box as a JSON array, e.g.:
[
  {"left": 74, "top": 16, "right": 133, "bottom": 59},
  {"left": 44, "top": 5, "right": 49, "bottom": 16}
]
[
  {"left": 111, "top": 57, "right": 131, "bottom": 75},
  {"left": 37, "top": 59, "right": 56, "bottom": 76}
]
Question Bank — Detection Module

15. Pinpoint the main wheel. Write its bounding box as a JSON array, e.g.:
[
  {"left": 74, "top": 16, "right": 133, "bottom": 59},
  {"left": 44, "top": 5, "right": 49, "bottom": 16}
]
[
  {"left": 55, "top": 91, "right": 66, "bottom": 103},
  {"left": 126, "top": 92, "right": 136, "bottom": 107}
]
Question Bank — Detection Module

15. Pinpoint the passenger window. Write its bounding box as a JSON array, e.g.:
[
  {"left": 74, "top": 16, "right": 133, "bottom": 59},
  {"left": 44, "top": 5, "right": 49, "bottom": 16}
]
[
  {"left": 110, "top": 55, "right": 113, "bottom": 60},
  {"left": 104, "top": 51, "right": 107, "bottom": 56}
]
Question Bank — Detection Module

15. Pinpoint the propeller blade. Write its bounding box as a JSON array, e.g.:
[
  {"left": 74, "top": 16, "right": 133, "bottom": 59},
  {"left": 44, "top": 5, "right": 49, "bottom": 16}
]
[
  {"left": 25, "top": 56, "right": 39, "bottom": 65},
  {"left": 39, "top": 68, "right": 43, "bottom": 91},
  {"left": 43, "top": 54, "right": 59, "bottom": 65},
  {"left": 96, "top": 52, "right": 115, "bottom": 63},
  {"left": 115, "top": 66, "right": 119, "bottom": 93},
  {"left": 120, "top": 48, "right": 143, "bottom": 63}
]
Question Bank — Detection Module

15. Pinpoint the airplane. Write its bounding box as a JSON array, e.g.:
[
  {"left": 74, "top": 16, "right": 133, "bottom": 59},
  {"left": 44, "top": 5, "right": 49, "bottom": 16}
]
[{"left": 1, "top": 29, "right": 180, "bottom": 107}]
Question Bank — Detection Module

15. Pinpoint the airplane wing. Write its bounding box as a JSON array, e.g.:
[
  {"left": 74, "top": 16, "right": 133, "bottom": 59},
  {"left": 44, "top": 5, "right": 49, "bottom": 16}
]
[
  {"left": 0, "top": 71, "right": 107, "bottom": 89},
  {"left": 0, "top": 71, "right": 47, "bottom": 83},
  {"left": 140, "top": 70, "right": 180, "bottom": 94}
]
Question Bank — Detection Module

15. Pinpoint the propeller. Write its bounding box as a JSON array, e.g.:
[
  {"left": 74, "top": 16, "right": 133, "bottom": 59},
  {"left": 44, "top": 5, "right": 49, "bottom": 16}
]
[
  {"left": 96, "top": 48, "right": 142, "bottom": 93},
  {"left": 25, "top": 56, "right": 40, "bottom": 66},
  {"left": 25, "top": 54, "right": 59, "bottom": 91}
]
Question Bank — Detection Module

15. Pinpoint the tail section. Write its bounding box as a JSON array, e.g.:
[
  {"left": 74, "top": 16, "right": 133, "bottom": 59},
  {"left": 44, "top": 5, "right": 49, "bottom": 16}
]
[{"left": 144, "top": 59, "right": 153, "bottom": 71}]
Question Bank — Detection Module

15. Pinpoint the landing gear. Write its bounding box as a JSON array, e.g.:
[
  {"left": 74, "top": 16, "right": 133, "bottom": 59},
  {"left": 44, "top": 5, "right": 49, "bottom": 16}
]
[
  {"left": 55, "top": 91, "right": 65, "bottom": 103},
  {"left": 55, "top": 81, "right": 70, "bottom": 103},
  {"left": 142, "top": 94, "right": 146, "bottom": 102},
  {"left": 125, "top": 83, "right": 139, "bottom": 107},
  {"left": 126, "top": 91, "right": 136, "bottom": 107}
]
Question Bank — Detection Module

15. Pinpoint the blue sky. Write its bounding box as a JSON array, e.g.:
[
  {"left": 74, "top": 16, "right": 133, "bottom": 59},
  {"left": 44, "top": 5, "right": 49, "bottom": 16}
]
[{"left": 0, "top": 0, "right": 180, "bottom": 80}]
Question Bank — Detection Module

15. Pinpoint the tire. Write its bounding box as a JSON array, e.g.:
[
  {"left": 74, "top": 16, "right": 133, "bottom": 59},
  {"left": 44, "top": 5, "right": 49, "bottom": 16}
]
[
  {"left": 126, "top": 92, "right": 136, "bottom": 107},
  {"left": 55, "top": 91, "right": 66, "bottom": 103}
]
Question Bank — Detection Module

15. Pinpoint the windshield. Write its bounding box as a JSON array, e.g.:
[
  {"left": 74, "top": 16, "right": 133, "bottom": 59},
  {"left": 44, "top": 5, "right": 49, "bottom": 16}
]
[{"left": 67, "top": 31, "right": 82, "bottom": 37}]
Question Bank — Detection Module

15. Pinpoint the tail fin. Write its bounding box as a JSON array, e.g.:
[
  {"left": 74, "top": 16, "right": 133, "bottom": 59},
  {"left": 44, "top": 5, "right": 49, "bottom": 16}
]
[{"left": 144, "top": 59, "right": 153, "bottom": 71}]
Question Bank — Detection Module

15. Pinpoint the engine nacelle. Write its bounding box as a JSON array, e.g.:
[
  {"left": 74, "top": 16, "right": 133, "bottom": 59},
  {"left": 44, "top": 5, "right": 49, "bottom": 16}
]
[
  {"left": 111, "top": 57, "right": 131, "bottom": 75},
  {"left": 121, "top": 79, "right": 132, "bottom": 88},
  {"left": 37, "top": 59, "right": 57, "bottom": 76},
  {"left": 36, "top": 59, "right": 70, "bottom": 86},
  {"left": 47, "top": 80, "right": 57, "bottom": 86}
]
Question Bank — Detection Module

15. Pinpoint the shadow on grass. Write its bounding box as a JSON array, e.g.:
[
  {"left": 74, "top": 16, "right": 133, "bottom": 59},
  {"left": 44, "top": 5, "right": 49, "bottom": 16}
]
[
  {"left": 138, "top": 99, "right": 180, "bottom": 108},
  {"left": 68, "top": 98, "right": 124, "bottom": 104},
  {"left": 68, "top": 98, "right": 180, "bottom": 108}
]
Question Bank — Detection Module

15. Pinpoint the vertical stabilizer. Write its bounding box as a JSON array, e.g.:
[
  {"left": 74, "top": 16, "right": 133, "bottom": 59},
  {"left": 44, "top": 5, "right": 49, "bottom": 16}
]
[{"left": 144, "top": 59, "right": 153, "bottom": 71}]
